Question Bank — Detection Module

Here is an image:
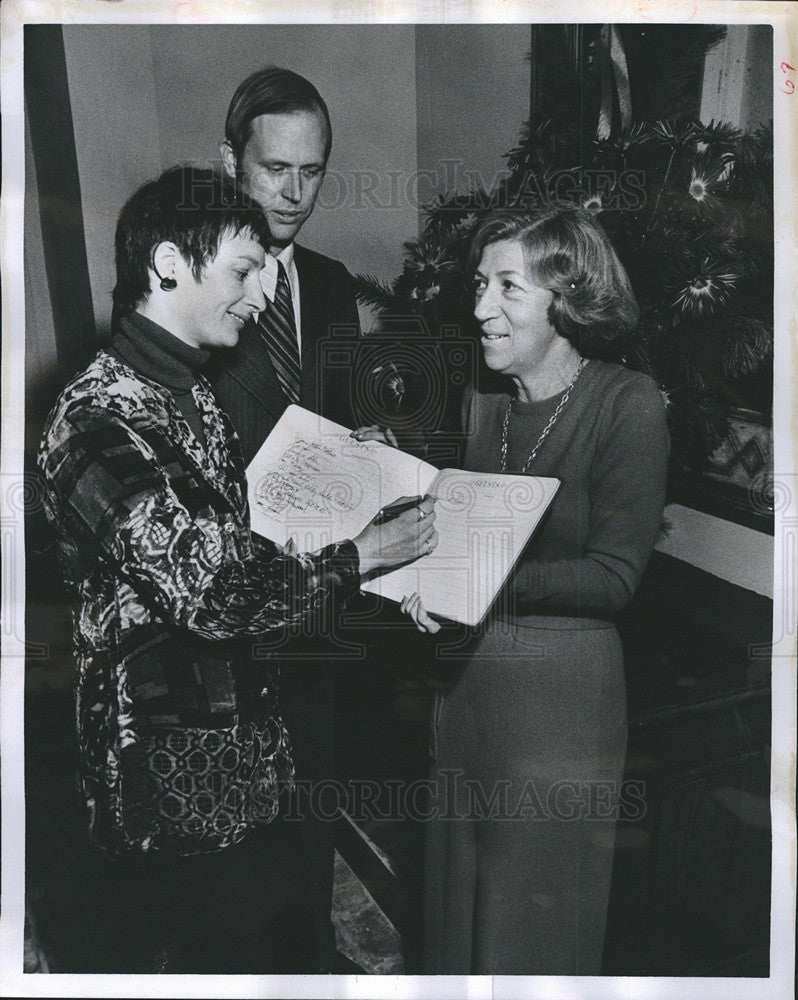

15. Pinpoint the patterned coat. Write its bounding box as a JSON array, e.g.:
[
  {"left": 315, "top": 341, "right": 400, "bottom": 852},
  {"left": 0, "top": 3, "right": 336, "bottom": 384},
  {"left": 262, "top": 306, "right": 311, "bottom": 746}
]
[{"left": 38, "top": 351, "right": 360, "bottom": 856}]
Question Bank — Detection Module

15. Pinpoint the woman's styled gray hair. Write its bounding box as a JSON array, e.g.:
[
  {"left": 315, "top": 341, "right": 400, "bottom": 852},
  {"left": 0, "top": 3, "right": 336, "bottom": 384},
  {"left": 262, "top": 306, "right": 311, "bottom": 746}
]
[{"left": 469, "top": 205, "right": 639, "bottom": 356}]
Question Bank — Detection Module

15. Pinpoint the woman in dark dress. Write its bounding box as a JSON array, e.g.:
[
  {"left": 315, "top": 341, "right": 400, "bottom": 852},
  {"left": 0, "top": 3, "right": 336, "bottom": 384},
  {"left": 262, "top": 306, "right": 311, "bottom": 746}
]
[{"left": 359, "top": 205, "right": 669, "bottom": 974}]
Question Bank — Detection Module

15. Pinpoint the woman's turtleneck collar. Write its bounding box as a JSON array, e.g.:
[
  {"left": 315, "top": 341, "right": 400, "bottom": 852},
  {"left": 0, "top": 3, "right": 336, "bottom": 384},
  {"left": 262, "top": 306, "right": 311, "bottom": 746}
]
[{"left": 110, "top": 311, "right": 210, "bottom": 392}]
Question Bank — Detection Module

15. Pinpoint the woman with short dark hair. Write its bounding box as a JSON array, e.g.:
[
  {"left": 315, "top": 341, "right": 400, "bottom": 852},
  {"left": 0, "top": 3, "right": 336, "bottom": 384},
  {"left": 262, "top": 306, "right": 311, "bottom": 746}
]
[
  {"left": 38, "top": 165, "right": 437, "bottom": 972},
  {"left": 357, "top": 204, "right": 669, "bottom": 974}
]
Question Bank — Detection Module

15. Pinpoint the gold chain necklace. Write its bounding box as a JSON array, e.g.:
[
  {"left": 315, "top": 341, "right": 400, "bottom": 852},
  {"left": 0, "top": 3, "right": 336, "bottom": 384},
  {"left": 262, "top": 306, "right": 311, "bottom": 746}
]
[{"left": 500, "top": 358, "right": 588, "bottom": 474}]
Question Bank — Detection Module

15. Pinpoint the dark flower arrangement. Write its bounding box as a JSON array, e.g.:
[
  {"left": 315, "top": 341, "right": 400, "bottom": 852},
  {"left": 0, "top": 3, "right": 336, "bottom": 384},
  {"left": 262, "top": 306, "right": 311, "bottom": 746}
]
[{"left": 355, "top": 27, "right": 773, "bottom": 473}]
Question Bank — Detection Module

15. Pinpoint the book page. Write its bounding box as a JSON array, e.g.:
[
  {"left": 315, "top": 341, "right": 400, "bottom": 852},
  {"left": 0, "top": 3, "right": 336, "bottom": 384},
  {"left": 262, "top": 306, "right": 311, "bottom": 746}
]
[
  {"left": 246, "top": 405, "right": 439, "bottom": 550},
  {"left": 362, "top": 468, "right": 560, "bottom": 626}
]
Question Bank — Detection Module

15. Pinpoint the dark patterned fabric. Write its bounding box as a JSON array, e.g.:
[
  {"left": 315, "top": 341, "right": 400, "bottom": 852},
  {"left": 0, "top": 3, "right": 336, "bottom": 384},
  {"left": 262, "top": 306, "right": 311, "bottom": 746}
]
[{"left": 38, "top": 350, "right": 360, "bottom": 856}]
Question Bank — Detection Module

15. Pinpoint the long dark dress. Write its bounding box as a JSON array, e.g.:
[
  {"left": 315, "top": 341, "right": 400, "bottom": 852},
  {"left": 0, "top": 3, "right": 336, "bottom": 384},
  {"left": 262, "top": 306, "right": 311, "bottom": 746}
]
[{"left": 423, "top": 359, "right": 670, "bottom": 974}]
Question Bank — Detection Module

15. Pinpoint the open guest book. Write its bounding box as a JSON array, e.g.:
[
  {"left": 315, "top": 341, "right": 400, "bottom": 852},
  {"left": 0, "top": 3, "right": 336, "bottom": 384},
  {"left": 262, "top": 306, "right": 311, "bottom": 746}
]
[{"left": 246, "top": 405, "right": 560, "bottom": 626}]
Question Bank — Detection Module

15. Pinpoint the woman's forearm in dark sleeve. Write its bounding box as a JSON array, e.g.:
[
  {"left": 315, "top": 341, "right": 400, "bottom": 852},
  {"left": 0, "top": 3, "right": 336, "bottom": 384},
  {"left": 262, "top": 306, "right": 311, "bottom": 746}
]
[{"left": 511, "top": 378, "right": 669, "bottom": 617}]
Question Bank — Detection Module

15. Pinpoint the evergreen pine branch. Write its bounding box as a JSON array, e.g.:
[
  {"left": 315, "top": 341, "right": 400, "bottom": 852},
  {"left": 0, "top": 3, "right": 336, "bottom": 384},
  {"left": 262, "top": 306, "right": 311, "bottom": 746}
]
[
  {"left": 630, "top": 26, "right": 727, "bottom": 121},
  {"left": 722, "top": 317, "right": 773, "bottom": 377},
  {"left": 354, "top": 275, "right": 410, "bottom": 315}
]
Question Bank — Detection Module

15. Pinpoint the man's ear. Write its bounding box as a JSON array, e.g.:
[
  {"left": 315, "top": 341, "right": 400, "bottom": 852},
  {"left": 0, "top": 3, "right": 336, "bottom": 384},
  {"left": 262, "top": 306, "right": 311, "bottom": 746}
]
[
  {"left": 152, "top": 241, "right": 180, "bottom": 287},
  {"left": 220, "top": 140, "right": 237, "bottom": 180}
]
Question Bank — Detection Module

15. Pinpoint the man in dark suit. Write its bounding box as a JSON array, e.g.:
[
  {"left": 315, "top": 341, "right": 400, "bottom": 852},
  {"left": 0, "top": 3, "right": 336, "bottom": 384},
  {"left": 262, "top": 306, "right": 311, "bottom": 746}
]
[
  {"left": 210, "top": 67, "right": 362, "bottom": 972},
  {"left": 213, "top": 67, "right": 360, "bottom": 460}
]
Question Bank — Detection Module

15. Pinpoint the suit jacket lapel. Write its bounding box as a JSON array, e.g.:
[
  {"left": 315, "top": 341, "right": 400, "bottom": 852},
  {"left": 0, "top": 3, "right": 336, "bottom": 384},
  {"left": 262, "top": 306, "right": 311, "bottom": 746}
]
[
  {"left": 216, "top": 317, "right": 289, "bottom": 423},
  {"left": 294, "top": 244, "right": 326, "bottom": 411}
]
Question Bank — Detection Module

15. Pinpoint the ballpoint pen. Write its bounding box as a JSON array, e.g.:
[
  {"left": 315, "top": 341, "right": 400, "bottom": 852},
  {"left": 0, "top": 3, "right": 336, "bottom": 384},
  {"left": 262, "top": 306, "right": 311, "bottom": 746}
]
[{"left": 373, "top": 494, "right": 426, "bottom": 525}]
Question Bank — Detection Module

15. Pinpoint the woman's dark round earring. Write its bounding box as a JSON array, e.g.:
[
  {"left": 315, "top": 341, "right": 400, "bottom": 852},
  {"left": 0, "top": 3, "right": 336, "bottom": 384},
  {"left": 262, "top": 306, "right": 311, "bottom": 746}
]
[{"left": 153, "top": 262, "right": 177, "bottom": 291}]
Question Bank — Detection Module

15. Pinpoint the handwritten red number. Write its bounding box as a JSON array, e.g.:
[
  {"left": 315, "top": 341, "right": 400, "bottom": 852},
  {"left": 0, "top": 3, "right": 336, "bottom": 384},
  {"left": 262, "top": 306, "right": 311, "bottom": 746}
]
[{"left": 780, "top": 61, "right": 795, "bottom": 94}]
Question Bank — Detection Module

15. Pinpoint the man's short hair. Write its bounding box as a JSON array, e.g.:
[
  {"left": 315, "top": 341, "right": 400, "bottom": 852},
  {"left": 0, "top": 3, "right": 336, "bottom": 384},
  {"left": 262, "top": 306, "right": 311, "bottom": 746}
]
[
  {"left": 224, "top": 66, "right": 332, "bottom": 163},
  {"left": 469, "top": 205, "right": 640, "bottom": 357},
  {"left": 112, "top": 165, "right": 269, "bottom": 318}
]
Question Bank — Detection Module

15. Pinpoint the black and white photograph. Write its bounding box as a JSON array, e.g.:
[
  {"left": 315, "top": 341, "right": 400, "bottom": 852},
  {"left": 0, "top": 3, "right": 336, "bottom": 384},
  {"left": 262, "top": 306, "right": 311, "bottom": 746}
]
[{"left": 1, "top": 2, "right": 795, "bottom": 997}]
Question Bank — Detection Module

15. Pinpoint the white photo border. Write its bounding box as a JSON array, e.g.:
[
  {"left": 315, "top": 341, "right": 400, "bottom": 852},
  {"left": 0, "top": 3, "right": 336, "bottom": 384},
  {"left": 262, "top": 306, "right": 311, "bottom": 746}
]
[{"left": 2, "top": 2, "right": 795, "bottom": 998}]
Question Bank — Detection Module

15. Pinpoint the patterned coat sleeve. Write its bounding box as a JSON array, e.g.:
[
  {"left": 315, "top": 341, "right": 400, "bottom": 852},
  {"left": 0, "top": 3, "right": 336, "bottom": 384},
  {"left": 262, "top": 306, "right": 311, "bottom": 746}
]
[{"left": 40, "top": 401, "right": 361, "bottom": 640}]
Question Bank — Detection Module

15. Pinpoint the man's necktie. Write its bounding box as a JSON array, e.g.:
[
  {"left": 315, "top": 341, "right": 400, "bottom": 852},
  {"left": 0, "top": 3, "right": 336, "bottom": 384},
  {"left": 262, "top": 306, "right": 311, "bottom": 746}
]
[{"left": 259, "top": 259, "right": 301, "bottom": 403}]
